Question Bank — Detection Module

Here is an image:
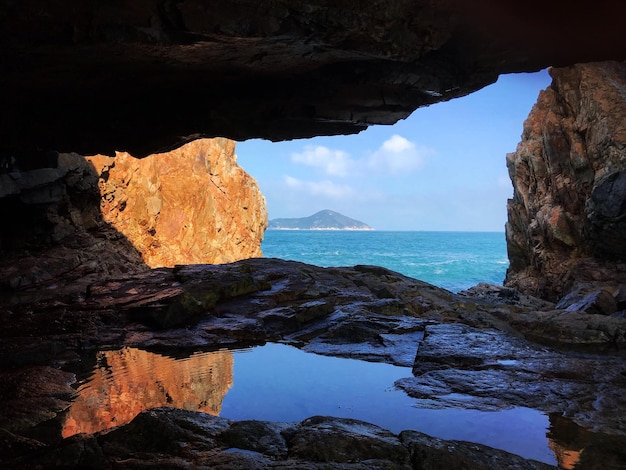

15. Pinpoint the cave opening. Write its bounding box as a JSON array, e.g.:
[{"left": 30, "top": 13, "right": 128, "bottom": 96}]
[
  {"left": 234, "top": 70, "right": 551, "bottom": 291},
  {"left": 237, "top": 70, "right": 551, "bottom": 232},
  {"left": 2, "top": 1, "right": 626, "bottom": 467}
]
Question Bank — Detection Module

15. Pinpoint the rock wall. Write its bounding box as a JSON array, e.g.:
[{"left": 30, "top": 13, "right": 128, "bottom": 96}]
[
  {"left": 505, "top": 61, "right": 626, "bottom": 301},
  {"left": 87, "top": 138, "right": 267, "bottom": 267},
  {"left": 0, "top": 138, "right": 267, "bottom": 292},
  {"left": 0, "top": 152, "right": 148, "bottom": 292}
]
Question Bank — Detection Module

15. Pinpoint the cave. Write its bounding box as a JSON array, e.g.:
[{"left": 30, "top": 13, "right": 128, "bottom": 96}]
[{"left": 1, "top": 2, "right": 626, "bottom": 468}]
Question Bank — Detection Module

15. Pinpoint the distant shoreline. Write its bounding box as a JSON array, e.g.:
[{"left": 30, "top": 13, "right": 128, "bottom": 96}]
[
  {"left": 266, "top": 227, "right": 376, "bottom": 231},
  {"left": 265, "top": 229, "right": 506, "bottom": 233}
]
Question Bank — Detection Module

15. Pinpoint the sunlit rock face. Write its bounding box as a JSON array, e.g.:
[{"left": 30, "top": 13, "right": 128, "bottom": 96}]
[
  {"left": 86, "top": 138, "right": 267, "bottom": 267},
  {"left": 0, "top": 138, "right": 266, "bottom": 291},
  {"left": 62, "top": 348, "right": 233, "bottom": 437},
  {"left": 505, "top": 61, "right": 626, "bottom": 301},
  {"left": 1, "top": 1, "right": 626, "bottom": 158}
]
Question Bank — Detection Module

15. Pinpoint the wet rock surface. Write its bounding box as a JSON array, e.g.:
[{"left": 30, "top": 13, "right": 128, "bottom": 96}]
[
  {"left": 6, "top": 408, "right": 557, "bottom": 469},
  {"left": 1, "top": 258, "right": 625, "bottom": 468},
  {"left": 396, "top": 324, "right": 626, "bottom": 435}
]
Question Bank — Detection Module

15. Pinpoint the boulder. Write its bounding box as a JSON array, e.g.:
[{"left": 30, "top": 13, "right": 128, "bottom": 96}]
[
  {"left": 555, "top": 284, "right": 619, "bottom": 315},
  {"left": 401, "top": 430, "right": 555, "bottom": 470}
]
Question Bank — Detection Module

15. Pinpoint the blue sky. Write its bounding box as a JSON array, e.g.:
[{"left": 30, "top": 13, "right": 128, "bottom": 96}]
[{"left": 236, "top": 69, "right": 551, "bottom": 231}]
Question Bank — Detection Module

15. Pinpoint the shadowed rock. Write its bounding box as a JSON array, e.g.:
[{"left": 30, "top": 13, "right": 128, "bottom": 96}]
[
  {"left": 1, "top": 1, "right": 626, "bottom": 157},
  {"left": 3, "top": 409, "right": 558, "bottom": 469},
  {"left": 401, "top": 430, "right": 555, "bottom": 470},
  {"left": 1, "top": 257, "right": 625, "bottom": 466}
]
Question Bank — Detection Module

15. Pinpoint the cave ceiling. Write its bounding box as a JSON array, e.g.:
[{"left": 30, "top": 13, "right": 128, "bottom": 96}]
[{"left": 1, "top": 0, "right": 626, "bottom": 158}]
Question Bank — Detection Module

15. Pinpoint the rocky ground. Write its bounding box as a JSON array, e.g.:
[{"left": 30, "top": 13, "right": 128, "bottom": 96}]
[
  {"left": 2, "top": 4, "right": 626, "bottom": 465},
  {"left": 1, "top": 258, "right": 625, "bottom": 468}
]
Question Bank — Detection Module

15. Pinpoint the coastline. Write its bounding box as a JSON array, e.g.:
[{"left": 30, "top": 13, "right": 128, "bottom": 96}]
[{"left": 266, "top": 227, "right": 376, "bottom": 231}]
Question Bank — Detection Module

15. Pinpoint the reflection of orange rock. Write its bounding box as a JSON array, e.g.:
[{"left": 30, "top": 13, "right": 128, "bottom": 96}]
[
  {"left": 86, "top": 138, "right": 267, "bottom": 268},
  {"left": 548, "top": 438, "right": 581, "bottom": 469},
  {"left": 62, "top": 348, "right": 233, "bottom": 438}
]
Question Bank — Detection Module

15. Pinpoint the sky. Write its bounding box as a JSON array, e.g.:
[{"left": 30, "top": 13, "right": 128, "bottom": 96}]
[{"left": 236, "top": 69, "right": 552, "bottom": 232}]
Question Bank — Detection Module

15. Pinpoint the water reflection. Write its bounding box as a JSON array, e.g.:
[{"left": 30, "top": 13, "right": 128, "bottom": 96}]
[
  {"left": 62, "top": 343, "right": 626, "bottom": 468},
  {"left": 549, "top": 426, "right": 583, "bottom": 469},
  {"left": 62, "top": 347, "right": 233, "bottom": 437},
  {"left": 547, "top": 413, "right": 626, "bottom": 469}
]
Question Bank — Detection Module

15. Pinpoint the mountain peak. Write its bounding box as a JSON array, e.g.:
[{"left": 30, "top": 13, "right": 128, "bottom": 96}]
[{"left": 268, "top": 210, "right": 373, "bottom": 230}]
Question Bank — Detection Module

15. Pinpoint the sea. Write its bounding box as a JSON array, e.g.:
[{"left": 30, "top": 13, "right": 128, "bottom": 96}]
[{"left": 262, "top": 230, "right": 508, "bottom": 292}]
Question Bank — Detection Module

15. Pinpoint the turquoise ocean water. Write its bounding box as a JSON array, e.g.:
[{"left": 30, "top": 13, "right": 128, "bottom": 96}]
[{"left": 262, "top": 230, "right": 508, "bottom": 292}]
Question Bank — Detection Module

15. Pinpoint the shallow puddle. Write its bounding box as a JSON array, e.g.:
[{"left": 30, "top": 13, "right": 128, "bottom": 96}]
[{"left": 61, "top": 342, "right": 603, "bottom": 467}]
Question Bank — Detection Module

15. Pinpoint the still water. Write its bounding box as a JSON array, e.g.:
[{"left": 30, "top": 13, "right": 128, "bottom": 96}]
[{"left": 64, "top": 343, "right": 563, "bottom": 466}]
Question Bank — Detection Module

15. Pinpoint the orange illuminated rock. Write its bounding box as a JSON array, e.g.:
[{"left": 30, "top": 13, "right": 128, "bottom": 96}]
[{"left": 87, "top": 138, "right": 267, "bottom": 267}]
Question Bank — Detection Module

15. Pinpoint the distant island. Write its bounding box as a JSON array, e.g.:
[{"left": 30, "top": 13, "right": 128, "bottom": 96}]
[{"left": 268, "top": 210, "right": 374, "bottom": 230}]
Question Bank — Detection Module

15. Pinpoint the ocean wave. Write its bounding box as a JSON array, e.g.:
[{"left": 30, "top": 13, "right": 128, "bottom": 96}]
[{"left": 262, "top": 230, "right": 508, "bottom": 292}]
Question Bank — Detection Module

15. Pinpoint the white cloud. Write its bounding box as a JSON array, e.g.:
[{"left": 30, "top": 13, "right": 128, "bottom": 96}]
[
  {"left": 368, "top": 134, "right": 432, "bottom": 174},
  {"left": 290, "top": 145, "right": 354, "bottom": 177},
  {"left": 381, "top": 134, "right": 414, "bottom": 153},
  {"left": 284, "top": 175, "right": 355, "bottom": 199}
]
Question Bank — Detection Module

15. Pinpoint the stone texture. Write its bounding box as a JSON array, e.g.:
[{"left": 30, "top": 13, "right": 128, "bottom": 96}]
[
  {"left": 496, "top": 308, "right": 626, "bottom": 346},
  {"left": 286, "top": 415, "right": 410, "bottom": 464},
  {"left": 0, "top": 138, "right": 267, "bottom": 298},
  {"left": 1, "top": 258, "right": 626, "bottom": 467},
  {"left": 395, "top": 323, "right": 626, "bottom": 435},
  {"left": 3, "top": 409, "right": 559, "bottom": 469},
  {"left": 555, "top": 284, "right": 618, "bottom": 315},
  {"left": 1, "top": 1, "right": 626, "bottom": 158},
  {"left": 0, "top": 152, "right": 149, "bottom": 297},
  {"left": 86, "top": 138, "right": 267, "bottom": 267},
  {"left": 505, "top": 61, "right": 626, "bottom": 301},
  {"left": 401, "top": 430, "right": 556, "bottom": 470},
  {"left": 0, "top": 366, "right": 77, "bottom": 435}
]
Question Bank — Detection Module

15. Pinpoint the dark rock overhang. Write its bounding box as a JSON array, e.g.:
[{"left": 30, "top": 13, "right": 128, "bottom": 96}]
[{"left": 1, "top": 0, "right": 626, "bottom": 158}]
